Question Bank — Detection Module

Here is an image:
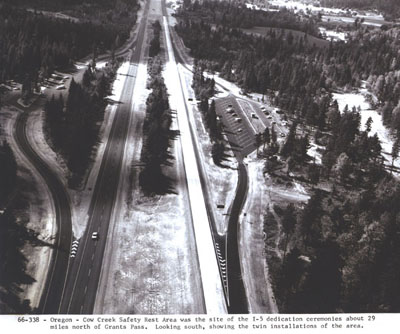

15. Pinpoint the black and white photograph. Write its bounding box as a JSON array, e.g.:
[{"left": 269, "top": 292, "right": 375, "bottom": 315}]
[{"left": 0, "top": 0, "right": 399, "bottom": 328}]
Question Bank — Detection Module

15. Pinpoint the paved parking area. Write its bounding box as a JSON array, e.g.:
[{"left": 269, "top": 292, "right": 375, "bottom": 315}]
[{"left": 215, "top": 95, "right": 287, "bottom": 158}]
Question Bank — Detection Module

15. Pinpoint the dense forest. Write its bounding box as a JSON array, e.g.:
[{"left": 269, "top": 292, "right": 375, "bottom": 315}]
[
  {"left": 44, "top": 62, "right": 117, "bottom": 187},
  {"left": 179, "top": 0, "right": 320, "bottom": 35},
  {"left": 264, "top": 53, "right": 400, "bottom": 313},
  {"left": 320, "top": 0, "right": 400, "bottom": 20},
  {"left": 8, "top": 0, "right": 138, "bottom": 23},
  {"left": 0, "top": 144, "right": 44, "bottom": 313},
  {"left": 0, "top": 207, "right": 33, "bottom": 314},
  {"left": 0, "top": 142, "right": 17, "bottom": 206},
  {"left": 176, "top": 1, "right": 400, "bottom": 312},
  {"left": 139, "top": 23, "right": 177, "bottom": 195},
  {"left": 0, "top": 1, "right": 137, "bottom": 84},
  {"left": 175, "top": 2, "right": 400, "bottom": 132},
  {"left": 264, "top": 100, "right": 400, "bottom": 312}
]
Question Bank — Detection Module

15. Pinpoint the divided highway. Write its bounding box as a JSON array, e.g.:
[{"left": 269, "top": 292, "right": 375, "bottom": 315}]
[{"left": 59, "top": 0, "right": 150, "bottom": 314}]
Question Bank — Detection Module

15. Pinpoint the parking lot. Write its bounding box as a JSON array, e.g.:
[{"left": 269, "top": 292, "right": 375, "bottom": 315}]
[{"left": 215, "top": 95, "right": 287, "bottom": 158}]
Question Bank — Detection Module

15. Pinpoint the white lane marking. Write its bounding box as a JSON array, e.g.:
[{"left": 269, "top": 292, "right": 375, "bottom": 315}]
[{"left": 237, "top": 100, "right": 257, "bottom": 134}]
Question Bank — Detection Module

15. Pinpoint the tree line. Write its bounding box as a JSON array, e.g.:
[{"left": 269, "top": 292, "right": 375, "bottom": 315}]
[
  {"left": 191, "top": 63, "right": 227, "bottom": 165},
  {"left": 0, "top": 2, "right": 137, "bottom": 85},
  {"left": 0, "top": 142, "right": 17, "bottom": 206},
  {"left": 139, "top": 24, "right": 177, "bottom": 195},
  {"left": 149, "top": 20, "right": 162, "bottom": 58},
  {"left": 178, "top": 0, "right": 320, "bottom": 36},
  {"left": 44, "top": 63, "right": 116, "bottom": 187}
]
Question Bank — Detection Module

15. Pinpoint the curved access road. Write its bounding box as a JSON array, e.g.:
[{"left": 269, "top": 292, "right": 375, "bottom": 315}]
[{"left": 14, "top": 111, "right": 72, "bottom": 314}]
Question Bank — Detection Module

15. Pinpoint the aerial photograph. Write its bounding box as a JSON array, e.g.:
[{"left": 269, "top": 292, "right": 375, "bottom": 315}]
[{"left": 0, "top": 0, "right": 399, "bottom": 315}]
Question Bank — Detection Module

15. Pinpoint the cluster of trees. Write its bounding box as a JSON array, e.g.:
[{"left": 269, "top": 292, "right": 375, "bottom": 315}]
[
  {"left": 0, "top": 207, "right": 35, "bottom": 314},
  {"left": 281, "top": 123, "right": 309, "bottom": 162},
  {"left": 0, "top": 142, "right": 17, "bottom": 205},
  {"left": 176, "top": 6, "right": 400, "bottom": 133},
  {"left": 192, "top": 62, "right": 215, "bottom": 99},
  {"left": 192, "top": 64, "right": 226, "bottom": 165},
  {"left": 139, "top": 56, "right": 177, "bottom": 194},
  {"left": 270, "top": 97, "right": 384, "bottom": 184},
  {"left": 255, "top": 124, "right": 278, "bottom": 153},
  {"left": 178, "top": 0, "right": 320, "bottom": 35},
  {"left": 267, "top": 101, "right": 400, "bottom": 312},
  {"left": 321, "top": 104, "right": 383, "bottom": 181},
  {"left": 44, "top": 64, "right": 115, "bottom": 187},
  {"left": 275, "top": 171, "right": 400, "bottom": 312},
  {"left": 149, "top": 20, "right": 162, "bottom": 58},
  {"left": 320, "top": 0, "right": 400, "bottom": 20},
  {"left": 0, "top": 1, "right": 137, "bottom": 85}
]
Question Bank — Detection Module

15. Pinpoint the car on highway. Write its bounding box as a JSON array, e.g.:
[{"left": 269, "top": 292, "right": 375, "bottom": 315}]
[
  {"left": 92, "top": 232, "right": 99, "bottom": 240},
  {"left": 251, "top": 113, "right": 258, "bottom": 119}
]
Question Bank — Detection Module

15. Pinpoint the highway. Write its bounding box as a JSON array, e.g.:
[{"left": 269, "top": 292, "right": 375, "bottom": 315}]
[
  {"left": 161, "top": 0, "right": 249, "bottom": 313},
  {"left": 14, "top": 111, "right": 72, "bottom": 314},
  {"left": 58, "top": 0, "right": 150, "bottom": 314},
  {"left": 163, "top": 11, "right": 227, "bottom": 313}
]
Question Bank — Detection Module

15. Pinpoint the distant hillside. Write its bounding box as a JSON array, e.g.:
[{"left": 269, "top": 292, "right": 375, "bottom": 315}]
[{"left": 320, "top": 0, "right": 400, "bottom": 20}]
